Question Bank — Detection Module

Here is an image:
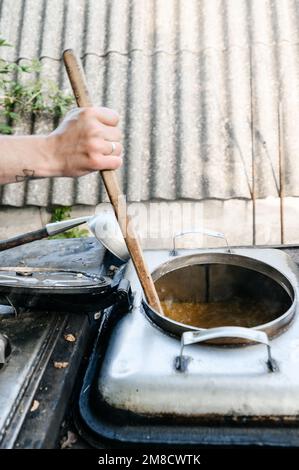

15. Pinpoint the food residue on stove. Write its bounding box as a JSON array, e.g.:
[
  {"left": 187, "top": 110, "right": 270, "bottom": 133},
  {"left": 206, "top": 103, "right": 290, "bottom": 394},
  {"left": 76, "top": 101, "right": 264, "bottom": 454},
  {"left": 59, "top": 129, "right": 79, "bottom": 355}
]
[
  {"left": 64, "top": 333, "right": 76, "bottom": 342},
  {"left": 160, "top": 298, "right": 282, "bottom": 328},
  {"left": 54, "top": 361, "right": 69, "bottom": 369}
]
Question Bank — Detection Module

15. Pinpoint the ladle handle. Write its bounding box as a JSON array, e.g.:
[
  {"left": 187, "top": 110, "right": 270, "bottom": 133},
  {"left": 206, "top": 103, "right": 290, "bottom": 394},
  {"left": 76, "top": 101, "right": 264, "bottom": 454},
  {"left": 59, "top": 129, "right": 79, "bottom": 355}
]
[
  {"left": 175, "top": 326, "right": 277, "bottom": 373},
  {"left": 62, "top": 49, "right": 163, "bottom": 314},
  {"left": 0, "top": 228, "right": 49, "bottom": 252}
]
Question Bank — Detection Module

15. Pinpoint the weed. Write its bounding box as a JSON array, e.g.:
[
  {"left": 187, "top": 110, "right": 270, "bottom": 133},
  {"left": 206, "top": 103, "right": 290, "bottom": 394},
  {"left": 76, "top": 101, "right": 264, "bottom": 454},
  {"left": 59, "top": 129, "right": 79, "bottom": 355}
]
[
  {"left": 0, "top": 37, "right": 73, "bottom": 134},
  {"left": 49, "top": 206, "right": 89, "bottom": 239}
]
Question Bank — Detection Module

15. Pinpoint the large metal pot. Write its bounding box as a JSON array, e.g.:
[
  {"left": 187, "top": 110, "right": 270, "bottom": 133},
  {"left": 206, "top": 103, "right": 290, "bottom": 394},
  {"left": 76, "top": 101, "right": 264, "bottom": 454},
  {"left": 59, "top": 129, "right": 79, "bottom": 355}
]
[{"left": 142, "top": 252, "right": 297, "bottom": 365}]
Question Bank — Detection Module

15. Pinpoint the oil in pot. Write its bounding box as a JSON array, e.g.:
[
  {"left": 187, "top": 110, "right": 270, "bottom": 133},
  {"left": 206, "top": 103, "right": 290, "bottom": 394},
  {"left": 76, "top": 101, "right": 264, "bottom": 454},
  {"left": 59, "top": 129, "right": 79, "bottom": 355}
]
[{"left": 160, "top": 298, "right": 283, "bottom": 329}]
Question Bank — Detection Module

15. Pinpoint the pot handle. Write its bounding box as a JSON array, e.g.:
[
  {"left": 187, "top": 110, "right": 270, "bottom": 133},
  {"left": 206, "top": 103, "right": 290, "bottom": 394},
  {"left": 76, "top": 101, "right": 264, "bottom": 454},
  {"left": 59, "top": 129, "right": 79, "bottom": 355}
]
[
  {"left": 170, "top": 229, "right": 231, "bottom": 256},
  {"left": 175, "top": 326, "right": 277, "bottom": 373}
]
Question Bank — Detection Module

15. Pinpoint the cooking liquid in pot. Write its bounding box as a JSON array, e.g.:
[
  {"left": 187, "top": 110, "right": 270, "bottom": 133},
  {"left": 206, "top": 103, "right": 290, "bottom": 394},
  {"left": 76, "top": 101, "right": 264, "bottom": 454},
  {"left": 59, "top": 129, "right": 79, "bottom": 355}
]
[{"left": 160, "top": 298, "right": 282, "bottom": 328}]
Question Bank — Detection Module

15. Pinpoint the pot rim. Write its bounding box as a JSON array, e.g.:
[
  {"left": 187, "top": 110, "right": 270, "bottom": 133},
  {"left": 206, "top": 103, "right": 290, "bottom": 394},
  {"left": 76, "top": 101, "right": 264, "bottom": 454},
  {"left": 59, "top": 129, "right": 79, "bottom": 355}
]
[{"left": 143, "top": 251, "right": 297, "bottom": 341}]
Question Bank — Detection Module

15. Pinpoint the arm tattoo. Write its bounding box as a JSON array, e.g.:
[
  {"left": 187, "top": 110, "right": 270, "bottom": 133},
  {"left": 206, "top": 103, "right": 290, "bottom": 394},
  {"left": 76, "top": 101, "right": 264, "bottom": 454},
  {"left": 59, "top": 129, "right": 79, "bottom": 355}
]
[{"left": 15, "top": 169, "right": 36, "bottom": 182}]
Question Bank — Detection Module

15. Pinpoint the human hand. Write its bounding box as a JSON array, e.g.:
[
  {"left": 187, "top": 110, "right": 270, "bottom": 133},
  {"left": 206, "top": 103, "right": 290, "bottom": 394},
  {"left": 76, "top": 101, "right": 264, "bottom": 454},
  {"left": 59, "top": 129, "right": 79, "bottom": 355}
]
[{"left": 48, "top": 107, "right": 123, "bottom": 177}]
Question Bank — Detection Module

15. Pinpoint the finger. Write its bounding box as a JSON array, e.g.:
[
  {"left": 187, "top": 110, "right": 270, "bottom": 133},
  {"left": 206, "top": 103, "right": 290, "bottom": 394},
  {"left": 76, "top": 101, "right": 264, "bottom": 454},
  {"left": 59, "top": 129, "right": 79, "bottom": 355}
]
[
  {"left": 89, "top": 155, "right": 123, "bottom": 171},
  {"left": 92, "top": 123, "right": 122, "bottom": 142},
  {"left": 101, "top": 140, "right": 123, "bottom": 156},
  {"left": 88, "top": 107, "right": 120, "bottom": 126},
  {"left": 87, "top": 138, "right": 123, "bottom": 156}
]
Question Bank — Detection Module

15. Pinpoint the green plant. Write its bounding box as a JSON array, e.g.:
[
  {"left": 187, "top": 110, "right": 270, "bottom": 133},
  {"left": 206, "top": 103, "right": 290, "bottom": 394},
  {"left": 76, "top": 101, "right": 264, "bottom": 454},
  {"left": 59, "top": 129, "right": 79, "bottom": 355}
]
[
  {"left": 49, "top": 206, "right": 89, "bottom": 239},
  {"left": 0, "top": 39, "right": 86, "bottom": 239},
  {"left": 0, "top": 37, "right": 73, "bottom": 134}
]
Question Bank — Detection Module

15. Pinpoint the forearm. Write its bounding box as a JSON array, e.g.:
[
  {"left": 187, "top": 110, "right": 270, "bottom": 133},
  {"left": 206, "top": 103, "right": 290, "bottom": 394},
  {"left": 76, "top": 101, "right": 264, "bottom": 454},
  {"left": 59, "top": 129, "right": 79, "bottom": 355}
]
[
  {"left": 0, "top": 135, "right": 58, "bottom": 184},
  {"left": 0, "top": 107, "right": 122, "bottom": 185}
]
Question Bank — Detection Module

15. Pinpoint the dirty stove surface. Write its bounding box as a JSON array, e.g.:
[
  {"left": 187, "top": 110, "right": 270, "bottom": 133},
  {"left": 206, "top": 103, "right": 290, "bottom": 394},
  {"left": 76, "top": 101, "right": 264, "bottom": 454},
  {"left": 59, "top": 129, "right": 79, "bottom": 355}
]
[{"left": 0, "top": 238, "right": 109, "bottom": 448}]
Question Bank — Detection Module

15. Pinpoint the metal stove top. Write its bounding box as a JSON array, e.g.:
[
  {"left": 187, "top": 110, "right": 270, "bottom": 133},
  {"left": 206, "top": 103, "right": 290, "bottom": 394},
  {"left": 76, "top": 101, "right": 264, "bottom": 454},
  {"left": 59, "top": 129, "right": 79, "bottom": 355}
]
[
  {"left": 0, "top": 238, "right": 109, "bottom": 447},
  {"left": 98, "top": 248, "right": 299, "bottom": 419}
]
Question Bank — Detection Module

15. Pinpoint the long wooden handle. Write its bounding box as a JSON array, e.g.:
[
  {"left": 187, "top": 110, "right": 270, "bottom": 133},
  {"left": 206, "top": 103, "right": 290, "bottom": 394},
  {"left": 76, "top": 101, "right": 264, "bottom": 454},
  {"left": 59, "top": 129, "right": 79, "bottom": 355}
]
[{"left": 63, "top": 49, "right": 163, "bottom": 314}]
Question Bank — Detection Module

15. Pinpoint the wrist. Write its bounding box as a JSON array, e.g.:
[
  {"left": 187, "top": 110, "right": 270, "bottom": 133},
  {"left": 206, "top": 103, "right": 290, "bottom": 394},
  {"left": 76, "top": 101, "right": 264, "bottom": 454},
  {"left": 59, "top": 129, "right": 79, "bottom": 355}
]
[
  {"left": 0, "top": 134, "right": 65, "bottom": 185},
  {"left": 41, "top": 134, "right": 65, "bottom": 177}
]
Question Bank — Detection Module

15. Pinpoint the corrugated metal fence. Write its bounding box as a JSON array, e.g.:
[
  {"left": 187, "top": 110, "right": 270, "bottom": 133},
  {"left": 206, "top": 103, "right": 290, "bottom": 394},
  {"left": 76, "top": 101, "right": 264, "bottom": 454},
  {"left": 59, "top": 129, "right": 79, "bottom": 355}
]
[{"left": 0, "top": 0, "right": 299, "bottom": 209}]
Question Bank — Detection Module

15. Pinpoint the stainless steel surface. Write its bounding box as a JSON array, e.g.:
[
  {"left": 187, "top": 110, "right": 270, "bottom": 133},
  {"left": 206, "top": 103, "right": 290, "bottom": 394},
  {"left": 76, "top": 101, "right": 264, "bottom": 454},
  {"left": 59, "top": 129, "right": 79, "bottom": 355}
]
[
  {"left": 41, "top": 208, "right": 129, "bottom": 261},
  {"left": 170, "top": 229, "right": 232, "bottom": 256},
  {"left": 143, "top": 252, "right": 296, "bottom": 343},
  {"left": 89, "top": 205, "right": 129, "bottom": 261},
  {"left": 46, "top": 216, "right": 91, "bottom": 236},
  {"left": 98, "top": 248, "right": 299, "bottom": 417},
  {"left": 175, "top": 327, "right": 276, "bottom": 373},
  {"left": 0, "top": 269, "right": 103, "bottom": 289},
  {"left": 45, "top": 208, "right": 130, "bottom": 261}
]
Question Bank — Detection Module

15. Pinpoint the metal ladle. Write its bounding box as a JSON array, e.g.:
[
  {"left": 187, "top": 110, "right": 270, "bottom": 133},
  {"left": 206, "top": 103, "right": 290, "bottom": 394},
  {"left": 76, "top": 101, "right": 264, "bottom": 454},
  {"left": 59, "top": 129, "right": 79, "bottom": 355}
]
[{"left": 0, "top": 206, "right": 129, "bottom": 261}]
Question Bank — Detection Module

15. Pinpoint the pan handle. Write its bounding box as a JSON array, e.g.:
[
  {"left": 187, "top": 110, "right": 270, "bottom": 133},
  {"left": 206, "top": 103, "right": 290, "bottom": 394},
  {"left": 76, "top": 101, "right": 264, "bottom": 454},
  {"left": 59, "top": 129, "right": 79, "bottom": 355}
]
[
  {"left": 170, "top": 229, "right": 231, "bottom": 256},
  {"left": 175, "top": 326, "right": 277, "bottom": 373}
]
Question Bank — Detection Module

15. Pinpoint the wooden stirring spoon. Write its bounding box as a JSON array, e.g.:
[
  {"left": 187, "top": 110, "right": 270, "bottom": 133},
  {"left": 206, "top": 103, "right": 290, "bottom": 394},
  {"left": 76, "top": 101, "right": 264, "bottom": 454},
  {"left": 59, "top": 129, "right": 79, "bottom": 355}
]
[{"left": 63, "top": 49, "right": 163, "bottom": 314}]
